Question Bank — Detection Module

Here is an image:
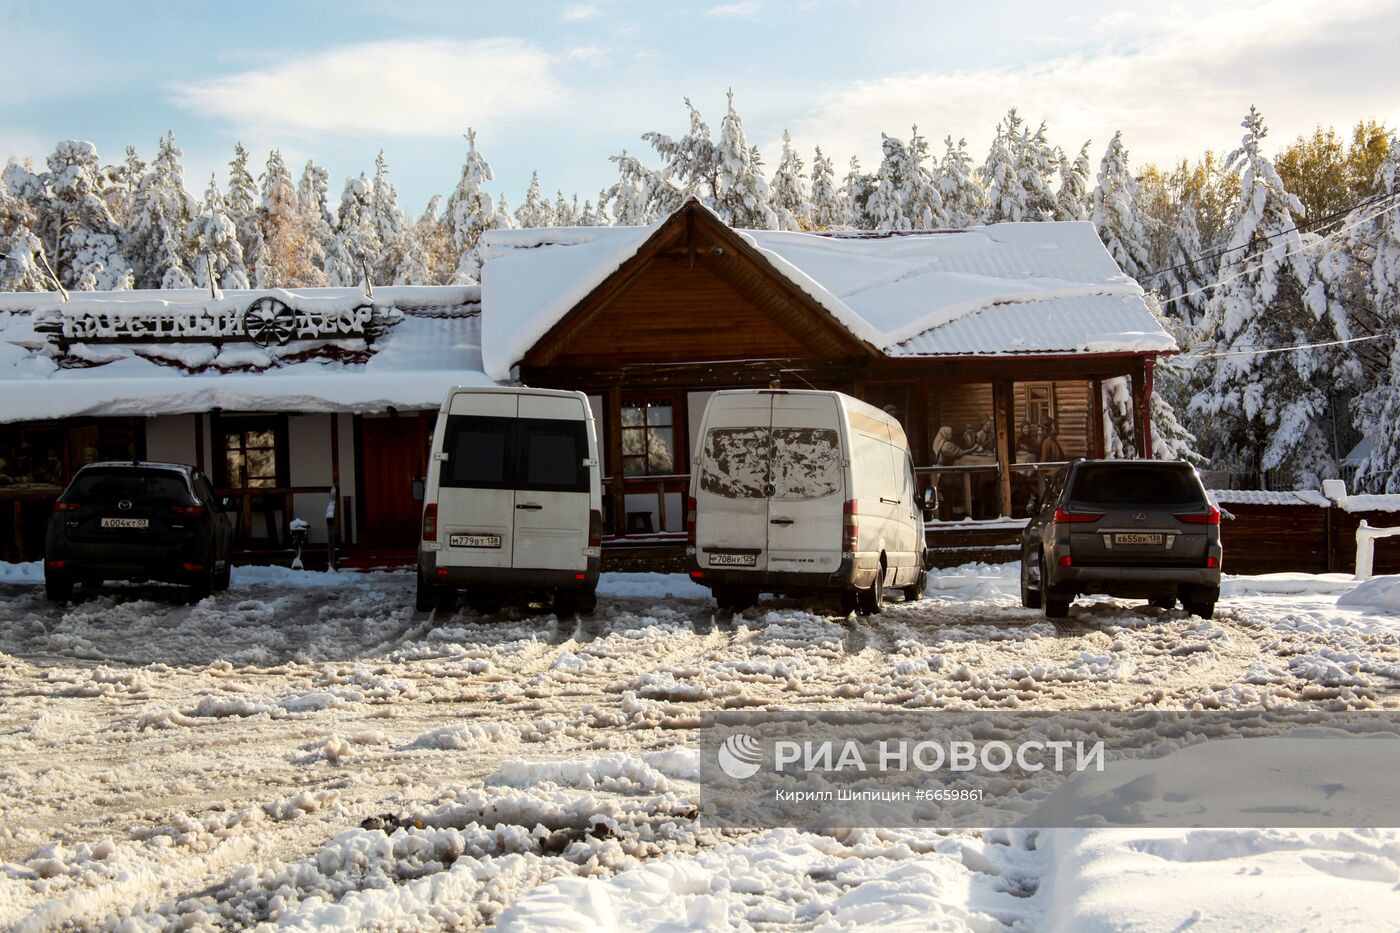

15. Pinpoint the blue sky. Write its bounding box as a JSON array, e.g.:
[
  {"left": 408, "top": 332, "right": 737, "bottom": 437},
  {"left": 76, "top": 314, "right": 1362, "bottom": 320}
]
[{"left": 2, "top": 0, "right": 1398, "bottom": 215}]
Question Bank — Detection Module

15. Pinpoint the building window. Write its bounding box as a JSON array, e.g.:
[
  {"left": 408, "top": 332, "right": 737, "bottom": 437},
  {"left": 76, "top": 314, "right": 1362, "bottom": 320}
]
[
  {"left": 620, "top": 398, "right": 675, "bottom": 476},
  {"left": 1025, "top": 383, "right": 1056, "bottom": 426},
  {"left": 222, "top": 420, "right": 281, "bottom": 489}
]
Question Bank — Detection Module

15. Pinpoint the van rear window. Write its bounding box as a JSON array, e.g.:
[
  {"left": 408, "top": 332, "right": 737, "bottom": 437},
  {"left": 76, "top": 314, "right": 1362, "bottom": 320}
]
[
  {"left": 441, "top": 416, "right": 588, "bottom": 493},
  {"left": 700, "top": 427, "right": 840, "bottom": 500},
  {"left": 1069, "top": 464, "right": 1204, "bottom": 506}
]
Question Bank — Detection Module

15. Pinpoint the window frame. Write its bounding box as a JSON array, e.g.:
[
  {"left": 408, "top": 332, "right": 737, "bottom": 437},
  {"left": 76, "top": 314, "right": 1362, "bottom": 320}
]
[
  {"left": 217, "top": 415, "right": 288, "bottom": 490},
  {"left": 619, "top": 393, "right": 683, "bottom": 478}
]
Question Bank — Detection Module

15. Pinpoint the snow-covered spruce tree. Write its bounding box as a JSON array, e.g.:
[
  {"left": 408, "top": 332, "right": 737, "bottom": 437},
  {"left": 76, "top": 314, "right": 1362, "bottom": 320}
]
[
  {"left": 770, "top": 131, "right": 809, "bottom": 231},
  {"left": 1345, "top": 140, "right": 1400, "bottom": 490},
  {"left": 868, "top": 127, "right": 946, "bottom": 233},
  {"left": 841, "top": 156, "right": 877, "bottom": 230},
  {"left": 938, "top": 137, "right": 984, "bottom": 228},
  {"left": 258, "top": 149, "right": 325, "bottom": 287},
  {"left": 370, "top": 151, "right": 407, "bottom": 282},
  {"left": 445, "top": 128, "right": 501, "bottom": 284},
  {"left": 714, "top": 90, "right": 777, "bottom": 229},
  {"left": 1016, "top": 121, "right": 1061, "bottom": 221},
  {"left": 607, "top": 150, "right": 676, "bottom": 225},
  {"left": 393, "top": 223, "right": 432, "bottom": 285},
  {"left": 1089, "top": 131, "right": 1153, "bottom": 282},
  {"left": 514, "top": 172, "right": 554, "bottom": 228},
  {"left": 0, "top": 180, "right": 50, "bottom": 291},
  {"left": 554, "top": 192, "right": 577, "bottom": 227},
  {"left": 1156, "top": 197, "right": 1209, "bottom": 325},
  {"left": 186, "top": 174, "right": 249, "bottom": 290},
  {"left": 808, "top": 146, "right": 848, "bottom": 229},
  {"left": 980, "top": 113, "right": 1028, "bottom": 223},
  {"left": 127, "top": 132, "right": 197, "bottom": 289},
  {"left": 226, "top": 143, "right": 264, "bottom": 281},
  {"left": 402, "top": 195, "right": 455, "bottom": 285},
  {"left": 1055, "top": 142, "right": 1091, "bottom": 222},
  {"left": 493, "top": 194, "right": 516, "bottom": 232},
  {"left": 38, "top": 140, "right": 133, "bottom": 290},
  {"left": 325, "top": 174, "right": 381, "bottom": 287},
  {"left": 1189, "top": 107, "right": 1354, "bottom": 488},
  {"left": 642, "top": 98, "right": 721, "bottom": 209},
  {"left": 298, "top": 160, "right": 334, "bottom": 271}
]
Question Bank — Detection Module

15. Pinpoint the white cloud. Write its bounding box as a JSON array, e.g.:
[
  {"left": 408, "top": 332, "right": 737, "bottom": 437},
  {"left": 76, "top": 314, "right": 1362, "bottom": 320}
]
[
  {"left": 709, "top": 1, "right": 763, "bottom": 18},
  {"left": 170, "top": 38, "right": 565, "bottom": 140},
  {"left": 562, "top": 3, "right": 601, "bottom": 20},
  {"left": 783, "top": 0, "right": 1400, "bottom": 171}
]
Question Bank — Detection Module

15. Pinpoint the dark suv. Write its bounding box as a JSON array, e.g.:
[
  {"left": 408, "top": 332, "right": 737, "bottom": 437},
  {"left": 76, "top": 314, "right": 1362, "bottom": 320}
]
[
  {"left": 45, "top": 462, "right": 235, "bottom": 603},
  {"left": 1020, "top": 459, "right": 1222, "bottom": 619}
]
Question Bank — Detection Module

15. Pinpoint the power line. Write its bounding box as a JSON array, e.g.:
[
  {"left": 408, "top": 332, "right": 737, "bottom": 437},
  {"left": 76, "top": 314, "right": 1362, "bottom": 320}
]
[
  {"left": 1178, "top": 330, "right": 1396, "bottom": 360},
  {"left": 1140, "top": 187, "right": 1400, "bottom": 283}
]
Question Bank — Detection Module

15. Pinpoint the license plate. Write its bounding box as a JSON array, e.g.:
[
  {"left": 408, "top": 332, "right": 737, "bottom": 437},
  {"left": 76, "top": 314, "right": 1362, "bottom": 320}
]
[
  {"left": 101, "top": 517, "right": 149, "bottom": 529},
  {"left": 1114, "top": 533, "right": 1164, "bottom": 546},
  {"left": 450, "top": 533, "right": 501, "bottom": 549},
  {"left": 709, "top": 552, "right": 757, "bottom": 567}
]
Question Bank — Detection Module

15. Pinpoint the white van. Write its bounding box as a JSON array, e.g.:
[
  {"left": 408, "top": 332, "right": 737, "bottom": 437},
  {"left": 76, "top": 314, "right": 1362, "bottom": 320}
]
[
  {"left": 417, "top": 387, "right": 603, "bottom": 615},
  {"left": 685, "top": 389, "right": 929, "bottom": 615}
]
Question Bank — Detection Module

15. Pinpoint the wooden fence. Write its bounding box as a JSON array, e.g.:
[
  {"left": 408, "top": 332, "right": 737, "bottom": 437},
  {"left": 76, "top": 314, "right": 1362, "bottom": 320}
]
[{"left": 1215, "top": 497, "right": 1400, "bottom": 575}]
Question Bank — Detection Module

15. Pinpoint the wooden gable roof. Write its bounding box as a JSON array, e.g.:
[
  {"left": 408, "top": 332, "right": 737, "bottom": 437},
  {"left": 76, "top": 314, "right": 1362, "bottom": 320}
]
[{"left": 518, "top": 200, "right": 880, "bottom": 371}]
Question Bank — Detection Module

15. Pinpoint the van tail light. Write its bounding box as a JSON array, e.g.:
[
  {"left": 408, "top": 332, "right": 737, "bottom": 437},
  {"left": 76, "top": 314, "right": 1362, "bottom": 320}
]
[
  {"left": 54, "top": 501, "right": 81, "bottom": 511},
  {"left": 685, "top": 497, "right": 697, "bottom": 547},
  {"left": 1053, "top": 505, "right": 1104, "bottom": 524},
  {"left": 842, "top": 499, "right": 859, "bottom": 553},
  {"left": 1176, "top": 505, "right": 1221, "bottom": 525},
  {"left": 182, "top": 562, "right": 204, "bottom": 572},
  {"left": 422, "top": 503, "right": 438, "bottom": 542},
  {"left": 1206, "top": 555, "right": 1219, "bottom": 569},
  {"left": 172, "top": 504, "right": 205, "bottom": 516},
  {"left": 588, "top": 509, "right": 603, "bottom": 549},
  {"left": 1058, "top": 554, "right": 1073, "bottom": 567}
]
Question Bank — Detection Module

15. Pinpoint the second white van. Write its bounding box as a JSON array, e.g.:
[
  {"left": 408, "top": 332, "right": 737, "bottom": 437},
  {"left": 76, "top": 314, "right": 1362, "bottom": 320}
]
[
  {"left": 685, "top": 389, "right": 929, "bottom": 614},
  {"left": 417, "top": 387, "right": 602, "bottom": 615}
]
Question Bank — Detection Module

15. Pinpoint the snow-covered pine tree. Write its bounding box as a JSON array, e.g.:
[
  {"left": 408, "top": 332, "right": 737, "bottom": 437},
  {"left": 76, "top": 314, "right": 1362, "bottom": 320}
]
[
  {"left": 370, "top": 152, "right": 407, "bottom": 282},
  {"left": 607, "top": 150, "right": 676, "bottom": 225},
  {"left": 0, "top": 180, "right": 50, "bottom": 291},
  {"left": 1345, "top": 140, "right": 1400, "bottom": 490},
  {"left": 980, "top": 112, "right": 1029, "bottom": 223},
  {"left": 555, "top": 192, "right": 577, "bottom": 227},
  {"left": 514, "top": 172, "right": 554, "bottom": 228},
  {"left": 1016, "top": 120, "right": 1060, "bottom": 221},
  {"left": 866, "top": 135, "right": 910, "bottom": 232},
  {"left": 127, "top": 131, "right": 197, "bottom": 289},
  {"left": 38, "top": 140, "right": 133, "bottom": 290},
  {"left": 445, "top": 128, "right": 500, "bottom": 284},
  {"left": 404, "top": 195, "right": 455, "bottom": 285},
  {"left": 494, "top": 194, "right": 516, "bottom": 231},
  {"left": 1156, "top": 197, "right": 1209, "bottom": 325},
  {"left": 325, "top": 174, "right": 380, "bottom": 287},
  {"left": 770, "top": 131, "right": 809, "bottom": 231},
  {"left": 938, "top": 137, "right": 984, "bottom": 228},
  {"left": 226, "top": 143, "right": 263, "bottom": 281},
  {"left": 1055, "top": 142, "right": 1091, "bottom": 221},
  {"left": 1089, "top": 131, "right": 1153, "bottom": 281},
  {"left": 393, "top": 223, "right": 432, "bottom": 285},
  {"left": 258, "top": 149, "right": 325, "bottom": 287},
  {"left": 713, "top": 90, "right": 777, "bottom": 229},
  {"left": 186, "top": 174, "right": 250, "bottom": 289},
  {"left": 298, "top": 160, "right": 334, "bottom": 272},
  {"left": 808, "top": 146, "right": 847, "bottom": 229},
  {"left": 841, "top": 156, "right": 876, "bottom": 230},
  {"left": 642, "top": 98, "right": 721, "bottom": 208},
  {"left": 1189, "top": 107, "right": 1354, "bottom": 488}
]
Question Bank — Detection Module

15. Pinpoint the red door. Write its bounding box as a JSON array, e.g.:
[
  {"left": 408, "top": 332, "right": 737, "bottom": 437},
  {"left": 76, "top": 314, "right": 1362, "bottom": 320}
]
[{"left": 360, "top": 415, "right": 433, "bottom": 546}]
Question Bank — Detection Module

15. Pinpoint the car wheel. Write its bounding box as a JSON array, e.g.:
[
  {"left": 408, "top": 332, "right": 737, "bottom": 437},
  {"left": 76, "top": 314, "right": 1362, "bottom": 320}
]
[
  {"left": 1020, "top": 552, "right": 1042, "bottom": 609},
  {"left": 214, "top": 562, "right": 231, "bottom": 592},
  {"left": 45, "top": 568, "right": 72, "bottom": 603},
  {"left": 187, "top": 571, "right": 213, "bottom": 604},
  {"left": 553, "top": 590, "right": 580, "bottom": 617},
  {"left": 1149, "top": 595, "right": 1176, "bottom": 610},
  {"left": 857, "top": 565, "right": 884, "bottom": 616},
  {"left": 577, "top": 588, "right": 597, "bottom": 616},
  {"left": 839, "top": 589, "right": 859, "bottom": 616},
  {"left": 1182, "top": 587, "right": 1218, "bottom": 619},
  {"left": 415, "top": 572, "right": 436, "bottom": 613},
  {"left": 902, "top": 569, "right": 926, "bottom": 602},
  {"left": 1041, "top": 555, "right": 1070, "bottom": 618}
]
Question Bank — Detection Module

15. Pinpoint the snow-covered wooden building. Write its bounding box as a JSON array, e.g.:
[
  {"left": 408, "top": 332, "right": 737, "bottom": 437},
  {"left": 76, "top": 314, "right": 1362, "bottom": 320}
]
[{"left": 0, "top": 199, "right": 1174, "bottom": 564}]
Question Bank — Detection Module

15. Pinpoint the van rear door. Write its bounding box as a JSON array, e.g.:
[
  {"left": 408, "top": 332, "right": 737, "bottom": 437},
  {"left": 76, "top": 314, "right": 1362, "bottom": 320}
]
[
  {"left": 766, "top": 394, "right": 845, "bottom": 574},
  {"left": 513, "top": 393, "right": 591, "bottom": 572},
  {"left": 437, "top": 392, "right": 517, "bottom": 570},
  {"left": 696, "top": 393, "right": 773, "bottom": 572}
]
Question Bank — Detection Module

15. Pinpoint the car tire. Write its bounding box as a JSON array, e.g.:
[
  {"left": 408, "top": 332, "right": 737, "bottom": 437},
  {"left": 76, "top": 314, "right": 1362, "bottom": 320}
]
[
  {"left": 839, "top": 589, "right": 859, "bottom": 616},
  {"left": 577, "top": 588, "right": 597, "bottom": 616},
  {"left": 1182, "top": 587, "right": 1219, "bottom": 619},
  {"left": 1149, "top": 595, "right": 1176, "bottom": 610},
  {"left": 1041, "top": 555, "right": 1070, "bottom": 618},
  {"left": 415, "top": 573, "right": 436, "bottom": 613},
  {"left": 902, "top": 569, "right": 926, "bottom": 602},
  {"left": 45, "top": 569, "right": 72, "bottom": 603},
  {"left": 553, "top": 590, "right": 585, "bottom": 617},
  {"left": 857, "top": 565, "right": 884, "bottom": 616},
  {"left": 214, "top": 562, "right": 231, "bottom": 592},
  {"left": 1020, "top": 553, "right": 1042, "bottom": 609},
  {"left": 187, "top": 572, "right": 213, "bottom": 605}
]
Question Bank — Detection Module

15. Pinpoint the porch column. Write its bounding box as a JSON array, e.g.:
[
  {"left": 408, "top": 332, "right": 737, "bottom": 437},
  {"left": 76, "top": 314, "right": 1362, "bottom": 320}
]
[
  {"left": 1131, "top": 358, "right": 1154, "bottom": 459},
  {"left": 606, "top": 387, "right": 626, "bottom": 536},
  {"left": 1090, "top": 377, "right": 1106, "bottom": 458},
  {"left": 993, "top": 380, "right": 1014, "bottom": 517}
]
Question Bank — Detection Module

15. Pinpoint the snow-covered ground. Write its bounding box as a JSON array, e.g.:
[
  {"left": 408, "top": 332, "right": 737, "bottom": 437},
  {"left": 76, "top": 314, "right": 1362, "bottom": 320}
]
[{"left": 1, "top": 563, "right": 1397, "bottom": 930}]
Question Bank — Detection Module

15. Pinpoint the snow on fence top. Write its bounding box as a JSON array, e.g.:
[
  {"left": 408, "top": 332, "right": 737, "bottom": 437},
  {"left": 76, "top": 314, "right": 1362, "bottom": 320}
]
[
  {"left": 0, "top": 285, "right": 488, "bottom": 423},
  {"left": 1206, "top": 488, "right": 1400, "bottom": 512},
  {"left": 478, "top": 205, "right": 1174, "bottom": 380}
]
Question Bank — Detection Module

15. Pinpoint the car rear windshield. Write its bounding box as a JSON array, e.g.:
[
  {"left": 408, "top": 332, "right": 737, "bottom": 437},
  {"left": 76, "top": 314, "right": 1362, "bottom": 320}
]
[
  {"left": 1069, "top": 464, "right": 1205, "bottom": 506},
  {"left": 700, "top": 427, "right": 841, "bottom": 500},
  {"left": 65, "top": 469, "right": 190, "bottom": 502},
  {"left": 441, "top": 415, "right": 589, "bottom": 493}
]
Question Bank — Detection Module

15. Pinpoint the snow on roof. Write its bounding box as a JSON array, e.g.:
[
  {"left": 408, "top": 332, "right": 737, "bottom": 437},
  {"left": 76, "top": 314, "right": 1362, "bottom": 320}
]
[
  {"left": 477, "top": 207, "right": 1173, "bottom": 379},
  {"left": 0, "top": 286, "right": 487, "bottom": 423}
]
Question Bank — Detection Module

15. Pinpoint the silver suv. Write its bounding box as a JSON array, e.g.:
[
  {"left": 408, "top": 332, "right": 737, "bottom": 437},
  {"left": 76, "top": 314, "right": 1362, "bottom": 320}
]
[{"left": 1020, "top": 460, "right": 1222, "bottom": 619}]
